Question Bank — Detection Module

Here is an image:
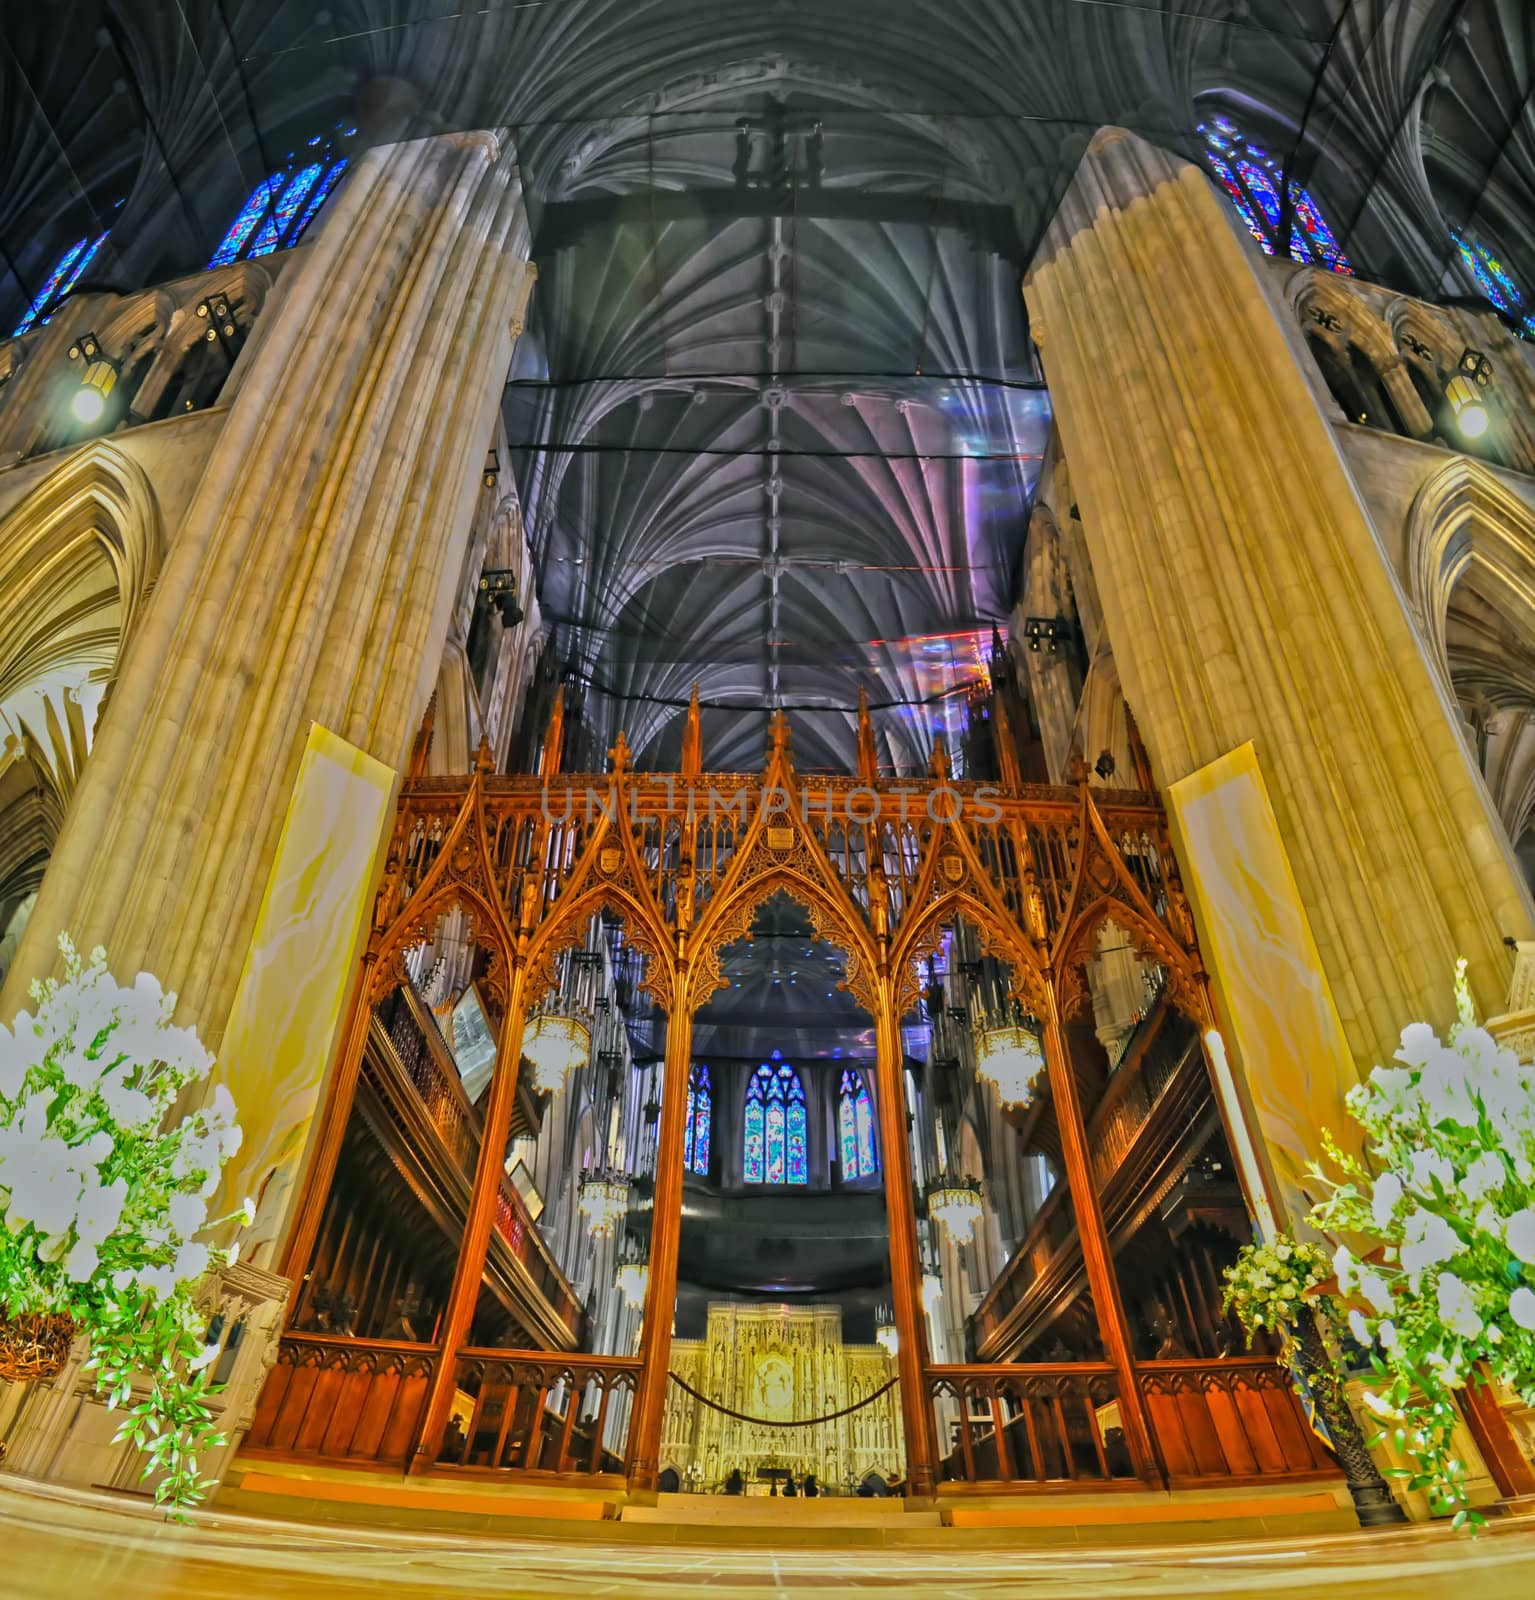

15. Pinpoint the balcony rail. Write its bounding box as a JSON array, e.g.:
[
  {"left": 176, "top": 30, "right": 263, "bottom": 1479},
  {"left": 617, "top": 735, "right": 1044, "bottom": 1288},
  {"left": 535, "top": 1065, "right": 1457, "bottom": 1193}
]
[
  {"left": 971, "top": 1012, "right": 1205, "bottom": 1358},
  {"left": 1137, "top": 1356, "right": 1335, "bottom": 1484},
  {"left": 243, "top": 1333, "right": 437, "bottom": 1467},
  {"left": 443, "top": 1349, "right": 643, "bottom": 1478},
  {"left": 927, "top": 1363, "right": 1135, "bottom": 1485},
  {"left": 372, "top": 984, "right": 583, "bottom": 1342}
]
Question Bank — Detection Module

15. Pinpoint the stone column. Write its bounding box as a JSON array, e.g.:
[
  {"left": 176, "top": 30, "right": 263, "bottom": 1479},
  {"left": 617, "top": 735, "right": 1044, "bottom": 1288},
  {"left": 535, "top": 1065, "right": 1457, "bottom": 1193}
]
[
  {"left": 3, "top": 130, "right": 535, "bottom": 1047},
  {"left": 1025, "top": 127, "right": 1530, "bottom": 1071}
]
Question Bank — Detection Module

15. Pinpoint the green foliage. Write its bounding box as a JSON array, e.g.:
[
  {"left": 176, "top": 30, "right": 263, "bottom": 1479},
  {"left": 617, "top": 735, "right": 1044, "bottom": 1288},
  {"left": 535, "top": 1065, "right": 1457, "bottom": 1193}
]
[{"left": 0, "top": 935, "right": 251, "bottom": 1512}]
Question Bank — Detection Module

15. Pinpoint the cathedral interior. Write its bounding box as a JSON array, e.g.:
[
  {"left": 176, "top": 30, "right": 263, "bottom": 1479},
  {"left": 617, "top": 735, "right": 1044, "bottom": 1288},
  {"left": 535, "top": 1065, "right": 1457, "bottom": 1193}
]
[{"left": 3, "top": 1, "right": 1535, "bottom": 1596}]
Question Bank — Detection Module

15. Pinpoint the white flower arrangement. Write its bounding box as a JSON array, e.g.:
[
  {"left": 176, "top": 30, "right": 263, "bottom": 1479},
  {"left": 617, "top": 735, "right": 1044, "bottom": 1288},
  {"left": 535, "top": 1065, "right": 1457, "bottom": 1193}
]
[
  {"left": 0, "top": 935, "right": 251, "bottom": 1512},
  {"left": 1310, "top": 960, "right": 1535, "bottom": 1530},
  {"left": 1221, "top": 1236, "right": 1331, "bottom": 1338}
]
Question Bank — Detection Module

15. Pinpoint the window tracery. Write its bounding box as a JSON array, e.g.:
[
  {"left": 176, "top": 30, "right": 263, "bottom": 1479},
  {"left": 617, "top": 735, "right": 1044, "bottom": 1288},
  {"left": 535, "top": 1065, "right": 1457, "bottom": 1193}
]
[
  {"left": 209, "top": 128, "right": 353, "bottom": 269},
  {"left": 744, "top": 1050, "right": 807, "bottom": 1185},
  {"left": 12, "top": 231, "right": 110, "bottom": 336},
  {"left": 1452, "top": 232, "right": 1535, "bottom": 338},
  {"left": 684, "top": 1063, "right": 711, "bottom": 1176},
  {"left": 837, "top": 1068, "right": 878, "bottom": 1179},
  {"left": 1199, "top": 114, "right": 1352, "bottom": 275}
]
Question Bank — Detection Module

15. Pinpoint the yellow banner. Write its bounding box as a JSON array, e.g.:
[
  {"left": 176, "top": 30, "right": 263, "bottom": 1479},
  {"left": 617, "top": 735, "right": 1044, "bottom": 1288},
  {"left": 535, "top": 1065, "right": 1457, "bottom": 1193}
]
[
  {"left": 1166, "top": 742, "right": 1359, "bottom": 1225},
  {"left": 211, "top": 723, "right": 397, "bottom": 1266}
]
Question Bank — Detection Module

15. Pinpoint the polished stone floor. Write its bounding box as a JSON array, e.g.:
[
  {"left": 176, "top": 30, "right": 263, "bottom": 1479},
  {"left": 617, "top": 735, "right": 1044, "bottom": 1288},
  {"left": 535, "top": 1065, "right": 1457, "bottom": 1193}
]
[{"left": 5, "top": 1478, "right": 1535, "bottom": 1599}]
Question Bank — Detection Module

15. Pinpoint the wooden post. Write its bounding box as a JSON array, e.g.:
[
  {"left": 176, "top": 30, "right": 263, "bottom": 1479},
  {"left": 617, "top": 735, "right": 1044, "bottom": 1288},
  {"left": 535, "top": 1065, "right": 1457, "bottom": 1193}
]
[
  {"left": 1040, "top": 990, "right": 1162, "bottom": 1483},
  {"left": 627, "top": 968, "right": 694, "bottom": 1491},
  {"left": 873, "top": 982, "right": 938, "bottom": 1495},
  {"left": 411, "top": 966, "right": 529, "bottom": 1470}
]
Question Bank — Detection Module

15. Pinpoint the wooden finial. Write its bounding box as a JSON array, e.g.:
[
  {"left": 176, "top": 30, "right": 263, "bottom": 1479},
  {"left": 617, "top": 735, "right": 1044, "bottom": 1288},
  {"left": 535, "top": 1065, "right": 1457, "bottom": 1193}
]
[
  {"left": 767, "top": 708, "right": 791, "bottom": 764},
  {"left": 473, "top": 733, "right": 496, "bottom": 775},
  {"left": 856, "top": 686, "right": 878, "bottom": 784},
  {"left": 538, "top": 684, "right": 565, "bottom": 782},
  {"left": 608, "top": 730, "right": 632, "bottom": 774},
  {"left": 991, "top": 690, "right": 1023, "bottom": 794},
  {"left": 408, "top": 694, "right": 437, "bottom": 779},
  {"left": 681, "top": 682, "right": 702, "bottom": 777},
  {"left": 929, "top": 732, "right": 950, "bottom": 780}
]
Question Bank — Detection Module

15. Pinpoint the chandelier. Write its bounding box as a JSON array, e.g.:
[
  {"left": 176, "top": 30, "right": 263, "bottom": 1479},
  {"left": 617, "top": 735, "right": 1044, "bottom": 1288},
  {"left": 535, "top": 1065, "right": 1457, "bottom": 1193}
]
[
  {"left": 577, "top": 1167, "right": 631, "bottom": 1237},
  {"left": 974, "top": 1023, "right": 1046, "bottom": 1110},
  {"left": 523, "top": 1008, "right": 591, "bottom": 1094},
  {"left": 874, "top": 1302, "right": 898, "bottom": 1356},
  {"left": 926, "top": 1176, "right": 984, "bottom": 1239},
  {"left": 615, "top": 1260, "right": 649, "bottom": 1308}
]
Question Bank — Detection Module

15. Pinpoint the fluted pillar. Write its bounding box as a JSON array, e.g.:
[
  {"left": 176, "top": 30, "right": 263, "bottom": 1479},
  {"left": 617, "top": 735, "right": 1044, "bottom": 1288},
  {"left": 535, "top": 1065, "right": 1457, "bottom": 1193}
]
[
  {"left": 1025, "top": 127, "right": 1530, "bottom": 1074},
  {"left": 3, "top": 130, "right": 534, "bottom": 1046}
]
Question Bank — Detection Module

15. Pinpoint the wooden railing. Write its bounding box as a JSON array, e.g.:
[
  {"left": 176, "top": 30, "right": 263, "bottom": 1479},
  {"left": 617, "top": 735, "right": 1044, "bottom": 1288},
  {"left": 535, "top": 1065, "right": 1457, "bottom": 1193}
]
[
  {"left": 1137, "top": 1357, "right": 1335, "bottom": 1484},
  {"left": 927, "top": 1363, "right": 1136, "bottom": 1485},
  {"left": 442, "top": 1349, "right": 643, "bottom": 1478},
  {"left": 243, "top": 1334, "right": 438, "bottom": 1467}
]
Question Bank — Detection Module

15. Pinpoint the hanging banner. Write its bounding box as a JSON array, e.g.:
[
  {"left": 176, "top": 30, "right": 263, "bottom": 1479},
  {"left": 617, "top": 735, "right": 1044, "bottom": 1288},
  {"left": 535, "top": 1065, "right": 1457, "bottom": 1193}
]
[
  {"left": 1166, "top": 741, "right": 1360, "bottom": 1225},
  {"left": 209, "top": 723, "right": 397, "bottom": 1265}
]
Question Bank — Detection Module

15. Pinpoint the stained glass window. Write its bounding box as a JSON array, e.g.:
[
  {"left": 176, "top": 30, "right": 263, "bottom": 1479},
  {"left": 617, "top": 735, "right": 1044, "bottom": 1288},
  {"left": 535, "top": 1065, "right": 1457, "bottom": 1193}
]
[
  {"left": 1199, "top": 113, "right": 1353, "bottom": 275},
  {"left": 744, "top": 1050, "right": 807, "bottom": 1185},
  {"left": 209, "top": 128, "right": 353, "bottom": 269},
  {"left": 1453, "top": 232, "right": 1535, "bottom": 339},
  {"left": 684, "top": 1064, "right": 712, "bottom": 1176},
  {"left": 12, "top": 230, "right": 110, "bottom": 337},
  {"left": 838, "top": 1069, "right": 878, "bottom": 1179}
]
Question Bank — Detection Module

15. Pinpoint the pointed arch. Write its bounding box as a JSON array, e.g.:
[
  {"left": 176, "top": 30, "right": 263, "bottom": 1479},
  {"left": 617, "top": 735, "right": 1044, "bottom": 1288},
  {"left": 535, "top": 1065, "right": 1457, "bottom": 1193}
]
[
  {"left": 837, "top": 1067, "right": 878, "bottom": 1179},
  {"left": 684, "top": 1063, "right": 711, "bottom": 1176}
]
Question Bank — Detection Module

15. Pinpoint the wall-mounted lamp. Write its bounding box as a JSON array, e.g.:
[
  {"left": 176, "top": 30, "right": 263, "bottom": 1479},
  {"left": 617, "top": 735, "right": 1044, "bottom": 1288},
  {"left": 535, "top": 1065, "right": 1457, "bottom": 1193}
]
[
  {"left": 1023, "top": 615, "right": 1074, "bottom": 655},
  {"left": 196, "top": 295, "right": 238, "bottom": 346},
  {"left": 483, "top": 448, "right": 500, "bottom": 488},
  {"left": 1447, "top": 347, "right": 1492, "bottom": 440},
  {"left": 478, "top": 568, "right": 524, "bottom": 628},
  {"left": 67, "top": 332, "right": 117, "bottom": 423}
]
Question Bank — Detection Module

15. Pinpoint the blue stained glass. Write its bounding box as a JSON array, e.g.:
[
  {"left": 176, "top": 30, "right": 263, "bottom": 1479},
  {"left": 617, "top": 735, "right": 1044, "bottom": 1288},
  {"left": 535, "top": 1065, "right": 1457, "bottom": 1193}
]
[
  {"left": 248, "top": 163, "right": 324, "bottom": 256},
  {"left": 291, "top": 159, "right": 348, "bottom": 239},
  {"left": 744, "top": 1097, "right": 764, "bottom": 1182},
  {"left": 1454, "top": 234, "right": 1535, "bottom": 338},
  {"left": 13, "top": 231, "right": 108, "bottom": 336},
  {"left": 746, "top": 1051, "right": 807, "bottom": 1186},
  {"left": 837, "top": 1069, "right": 877, "bottom": 1179},
  {"left": 838, "top": 1091, "right": 857, "bottom": 1175},
  {"left": 210, "top": 175, "right": 286, "bottom": 267},
  {"left": 684, "top": 1065, "right": 711, "bottom": 1176},
  {"left": 1200, "top": 115, "right": 1351, "bottom": 275}
]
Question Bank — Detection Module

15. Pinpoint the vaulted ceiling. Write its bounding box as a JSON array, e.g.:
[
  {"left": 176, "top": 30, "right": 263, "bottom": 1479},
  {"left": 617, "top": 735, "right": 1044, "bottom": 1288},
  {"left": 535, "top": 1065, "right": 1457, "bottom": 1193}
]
[{"left": 3, "top": 2, "right": 1533, "bottom": 770}]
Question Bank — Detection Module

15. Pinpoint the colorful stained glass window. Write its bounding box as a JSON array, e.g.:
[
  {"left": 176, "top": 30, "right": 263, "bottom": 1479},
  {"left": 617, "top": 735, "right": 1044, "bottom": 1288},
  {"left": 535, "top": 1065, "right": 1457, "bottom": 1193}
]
[
  {"left": 12, "top": 230, "right": 110, "bottom": 337},
  {"left": 684, "top": 1064, "right": 712, "bottom": 1176},
  {"left": 209, "top": 128, "right": 352, "bottom": 268},
  {"left": 1198, "top": 113, "right": 1352, "bottom": 275},
  {"left": 1453, "top": 232, "right": 1535, "bottom": 339},
  {"left": 838, "top": 1069, "right": 878, "bottom": 1179},
  {"left": 744, "top": 1050, "right": 807, "bottom": 1185}
]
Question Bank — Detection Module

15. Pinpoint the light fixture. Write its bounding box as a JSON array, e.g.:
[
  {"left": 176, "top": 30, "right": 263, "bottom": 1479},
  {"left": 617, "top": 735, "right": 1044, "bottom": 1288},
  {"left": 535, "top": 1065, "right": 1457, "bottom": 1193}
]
[
  {"left": 577, "top": 1167, "right": 631, "bottom": 1237},
  {"left": 874, "top": 1302, "right": 898, "bottom": 1356},
  {"left": 926, "top": 1177, "right": 984, "bottom": 1239},
  {"left": 483, "top": 448, "right": 500, "bottom": 488},
  {"left": 1447, "top": 347, "right": 1492, "bottom": 439},
  {"left": 522, "top": 1008, "right": 590, "bottom": 1093},
  {"left": 478, "top": 569, "right": 523, "bottom": 629},
  {"left": 67, "top": 332, "right": 117, "bottom": 423},
  {"left": 1023, "top": 616, "right": 1073, "bottom": 655},
  {"left": 974, "top": 1023, "right": 1047, "bottom": 1109},
  {"left": 615, "top": 1259, "right": 649, "bottom": 1308}
]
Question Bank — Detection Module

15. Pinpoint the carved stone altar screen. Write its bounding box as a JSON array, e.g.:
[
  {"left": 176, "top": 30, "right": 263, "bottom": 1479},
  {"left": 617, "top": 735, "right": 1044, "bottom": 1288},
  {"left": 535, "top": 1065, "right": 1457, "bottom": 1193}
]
[
  {"left": 664, "top": 1304, "right": 901, "bottom": 1490},
  {"left": 278, "top": 700, "right": 1244, "bottom": 1495}
]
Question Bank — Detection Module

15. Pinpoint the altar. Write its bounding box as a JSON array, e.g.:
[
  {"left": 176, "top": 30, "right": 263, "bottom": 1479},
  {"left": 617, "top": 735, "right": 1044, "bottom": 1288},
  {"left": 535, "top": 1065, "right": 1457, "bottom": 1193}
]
[{"left": 661, "top": 1303, "right": 903, "bottom": 1493}]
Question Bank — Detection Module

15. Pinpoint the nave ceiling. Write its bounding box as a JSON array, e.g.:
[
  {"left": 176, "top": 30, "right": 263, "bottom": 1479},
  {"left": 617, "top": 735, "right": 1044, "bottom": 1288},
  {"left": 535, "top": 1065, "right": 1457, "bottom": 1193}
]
[{"left": 1, "top": 1, "right": 1532, "bottom": 769}]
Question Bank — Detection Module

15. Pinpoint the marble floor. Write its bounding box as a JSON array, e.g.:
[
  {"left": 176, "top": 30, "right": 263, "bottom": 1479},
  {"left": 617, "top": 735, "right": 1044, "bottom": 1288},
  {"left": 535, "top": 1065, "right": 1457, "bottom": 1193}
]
[{"left": 5, "top": 1478, "right": 1535, "bottom": 1600}]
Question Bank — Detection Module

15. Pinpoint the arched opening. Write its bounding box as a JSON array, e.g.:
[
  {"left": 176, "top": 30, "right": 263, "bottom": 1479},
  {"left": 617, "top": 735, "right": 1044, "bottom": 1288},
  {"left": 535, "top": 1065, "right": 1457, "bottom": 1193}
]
[{"left": 663, "top": 888, "right": 904, "bottom": 1496}]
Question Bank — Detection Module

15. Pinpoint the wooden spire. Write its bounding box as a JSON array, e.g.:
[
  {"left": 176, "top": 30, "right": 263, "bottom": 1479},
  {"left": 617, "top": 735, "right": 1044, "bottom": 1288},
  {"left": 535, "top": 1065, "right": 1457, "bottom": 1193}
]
[
  {"left": 681, "top": 682, "right": 702, "bottom": 778},
  {"left": 538, "top": 683, "right": 565, "bottom": 781},
  {"left": 856, "top": 686, "right": 878, "bottom": 784},
  {"left": 991, "top": 689, "right": 1024, "bottom": 793}
]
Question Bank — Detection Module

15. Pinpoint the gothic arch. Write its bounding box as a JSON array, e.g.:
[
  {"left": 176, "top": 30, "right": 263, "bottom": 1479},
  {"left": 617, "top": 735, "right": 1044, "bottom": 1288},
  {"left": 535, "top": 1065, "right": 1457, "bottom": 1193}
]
[{"left": 890, "top": 885, "right": 1047, "bottom": 1019}]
